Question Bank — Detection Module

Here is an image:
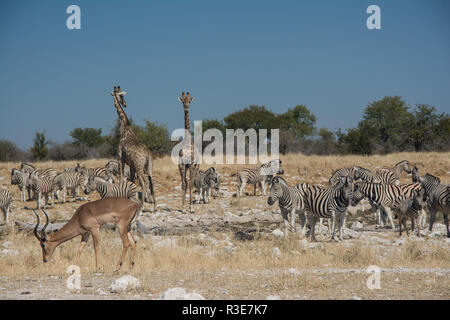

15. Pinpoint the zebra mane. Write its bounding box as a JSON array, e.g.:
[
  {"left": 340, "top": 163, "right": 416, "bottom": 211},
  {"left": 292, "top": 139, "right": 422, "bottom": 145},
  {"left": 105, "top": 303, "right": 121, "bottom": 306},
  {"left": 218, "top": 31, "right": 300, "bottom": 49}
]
[
  {"left": 395, "top": 160, "right": 409, "bottom": 167},
  {"left": 270, "top": 176, "right": 288, "bottom": 186}
]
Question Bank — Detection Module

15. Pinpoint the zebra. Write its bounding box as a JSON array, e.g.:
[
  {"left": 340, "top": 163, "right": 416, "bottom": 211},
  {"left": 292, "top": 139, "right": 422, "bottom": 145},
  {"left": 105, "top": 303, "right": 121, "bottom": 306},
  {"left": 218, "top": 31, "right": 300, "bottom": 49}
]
[
  {"left": 413, "top": 170, "right": 449, "bottom": 238},
  {"left": 374, "top": 160, "right": 411, "bottom": 185},
  {"left": 83, "top": 175, "right": 138, "bottom": 202},
  {"left": 29, "top": 171, "right": 54, "bottom": 209},
  {"left": 20, "top": 162, "right": 35, "bottom": 174},
  {"left": 0, "top": 188, "right": 13, "bottom": 224},
  {"left": 51, "top": 171, "right": 82, "bottom": 204},
  {"left": 75, "top": 164, "right": 110, "bottom": 180},
  {"left": 104, "top": 160, "right": 131, "bottom": 182},
  {"left": 392, "top": 188, "right": 426, "bottom": 237},
  {"left": 267, "top": 176, "right": 308, "bottom": 238},
  {"left": 233, "top": 159, "right": 284, "bottom": 197},
  {"left": 10, "top": 169, "right": 31, "bottom": 202},
  {"left": 302, "top": 177, "right": 354, "bottom": 241},
  {"left": 351, "top": 182, "right": 406, "bottom": 229},
  {"left": 193, "top": 167, "right": 219, "bottom": 204},
  {"left": 329, "top": 166, "right": 373, "bottom": 186}
]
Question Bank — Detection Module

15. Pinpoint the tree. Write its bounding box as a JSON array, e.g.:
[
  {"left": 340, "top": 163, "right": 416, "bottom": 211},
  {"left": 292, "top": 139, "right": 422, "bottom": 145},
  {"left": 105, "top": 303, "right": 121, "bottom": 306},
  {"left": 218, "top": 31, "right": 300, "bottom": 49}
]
[
  {"left": 224, "top": 105, "right": 279, "bottom": 132},
  {"left": 134, "top": 120, "right": 173, "bottom": 156},
  {"left": 408, "top": 104, "right": 450, "bottom": 151},
  {"left": 278, "top": 104, "right": 317, "bottom": 138},
  {"left": 0, "top": 140, "right": 26, "bottom": 162},
  {"left": 69, "top": 128, "right": 105, "bottom": 149},
  {"left": 30, "top": 132, "right": 48, "bottom": 160},
  {"left": 362, "top": 96, "right": 413, "bottom": 152}
]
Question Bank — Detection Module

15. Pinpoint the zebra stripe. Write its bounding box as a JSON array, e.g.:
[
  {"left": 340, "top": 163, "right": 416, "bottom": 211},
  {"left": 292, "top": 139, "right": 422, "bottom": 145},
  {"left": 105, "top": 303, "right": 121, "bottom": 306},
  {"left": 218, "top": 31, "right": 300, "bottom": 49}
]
[
  {"left": 193, "top": 167, "right": 219, "bottom": 204},
  {"left": 83, "top": 176, "right": 138, "bottom": 202},
  {"left": 374, "top": 160, "right": 411, "bottom": 185},
  {"left": 0, "top": 188, "right": 13, "bottom": 224},
  {"left": 30, "top": 172, "right": 54, "bottom": 209},
  {"left": 75, "top": 164, "right": 109, "bottom": 180},
  {"left": 235, "top": 159, "right": 284, "bottom": 197},
  {"left": 414, "top": 172, "right": 449, "bottom": 237},
  {"left": 51, "top": 172, "right": 82, "bottom": 204},
  {"left": 392, "top": 188, "right": 426, "bottom": 237},
  {"left": 268, "top": 176, "right": 307, "bottom": 237},
  {"left": 105, "top": 160, "right": 131, "bottom": 181},
  {"left": 302, "top": 177, "right": 354, "bottom": 241},
  {"left": 20, "top": 162, "right": 35, "bottom": 174},
  {"left": 329, "top": 166, "right": 374, "bottom": 186},
  {"left": 10, "top": 169, "right": 31, "bottom": 202}
]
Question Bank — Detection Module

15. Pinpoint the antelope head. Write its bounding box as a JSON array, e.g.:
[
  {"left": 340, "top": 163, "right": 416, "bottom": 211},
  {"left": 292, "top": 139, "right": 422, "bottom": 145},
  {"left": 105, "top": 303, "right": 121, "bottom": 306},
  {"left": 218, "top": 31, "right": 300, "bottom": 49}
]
[
  {"left": 178, "top": 91, "right": 194, "bottom": 110},
  {"left": 33, "top": 210, "right": 54, "bottom": 263}
]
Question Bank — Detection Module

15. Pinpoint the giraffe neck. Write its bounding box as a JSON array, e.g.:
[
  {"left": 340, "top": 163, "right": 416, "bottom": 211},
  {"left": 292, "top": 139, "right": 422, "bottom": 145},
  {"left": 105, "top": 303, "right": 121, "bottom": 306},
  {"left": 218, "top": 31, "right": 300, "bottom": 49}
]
[
  {"left": 113, "top": 95, "right": 133, "bottom": 139},
  {"left": 184, "top": 108, "right": 190, "bottom": 132}
]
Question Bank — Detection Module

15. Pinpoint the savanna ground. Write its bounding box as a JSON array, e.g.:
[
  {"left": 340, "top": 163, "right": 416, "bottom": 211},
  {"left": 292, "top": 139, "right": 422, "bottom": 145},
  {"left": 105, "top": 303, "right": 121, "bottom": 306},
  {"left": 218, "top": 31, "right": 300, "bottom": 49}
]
[{"left": 0, "top": 152, "right": 449, "bottom": 300}]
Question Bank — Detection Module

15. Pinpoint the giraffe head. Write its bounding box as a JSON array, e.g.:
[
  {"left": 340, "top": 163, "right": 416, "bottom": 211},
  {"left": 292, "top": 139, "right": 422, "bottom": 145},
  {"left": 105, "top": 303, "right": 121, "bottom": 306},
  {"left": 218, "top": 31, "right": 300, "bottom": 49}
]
[
  {"left": 178, "top": 91, "right": 194, "bottom": 110},
  {"left": 111, "top": 86, "right": 127, "bottom": 108}
]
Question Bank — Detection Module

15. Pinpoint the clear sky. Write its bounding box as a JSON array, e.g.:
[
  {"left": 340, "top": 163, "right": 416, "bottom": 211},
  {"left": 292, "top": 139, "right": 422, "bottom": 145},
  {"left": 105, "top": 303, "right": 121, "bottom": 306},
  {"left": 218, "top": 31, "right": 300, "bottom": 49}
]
[{"left": 1, "top": 0, "right": 449, "bottom": 149}]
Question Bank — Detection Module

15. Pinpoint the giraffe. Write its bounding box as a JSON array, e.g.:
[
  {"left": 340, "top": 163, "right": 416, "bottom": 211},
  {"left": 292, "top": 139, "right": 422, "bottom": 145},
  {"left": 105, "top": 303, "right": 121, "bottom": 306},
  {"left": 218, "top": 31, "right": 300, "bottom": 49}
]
[
  {"left": 178, "top": 91, "right": 200, "bottom": 213},
  {"left": 111, "top": 86, "right": 156, "bottom": 212}
]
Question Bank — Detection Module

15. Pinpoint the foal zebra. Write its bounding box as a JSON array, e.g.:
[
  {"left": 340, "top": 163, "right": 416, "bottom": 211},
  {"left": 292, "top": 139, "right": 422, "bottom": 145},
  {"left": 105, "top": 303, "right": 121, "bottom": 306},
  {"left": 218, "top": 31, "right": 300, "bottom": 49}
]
[
  {"left": 234, "top": 159, "right": 284, "bottom": 197},
  {"left": 29, "top": 171, "right": 54, "bottom": 209},
  {"left": 392, "top": 189, "right": 426, "bottom": 237},
  {"left": 193, "top": 167, "right": 219, "bottom": 204},
  {"left": 302, "top": 177, "right": 354, "bottom": 241},
  {"left": 374, "top": 160, "right": 411, "bottom": 185},
  {"left": 11, "top": 169, "right": 31, "bottom": 202},
  {"left": 0, "top": 188, "right": 13, "bottom": 224},
  {"left": 267, "top": 176, "right": 307, "bottom": 238},
  {"left": 51, "top": 172, "right": 82, "bottom": 204},
  {"left": 413, "top": 171, "right": 449, "bottom": 238},
  {"left": 83, "top": 176, "right": 138, "bottom": 203},
  {"left": 104, "top": 160, "right": 131, "bottom": 182}
]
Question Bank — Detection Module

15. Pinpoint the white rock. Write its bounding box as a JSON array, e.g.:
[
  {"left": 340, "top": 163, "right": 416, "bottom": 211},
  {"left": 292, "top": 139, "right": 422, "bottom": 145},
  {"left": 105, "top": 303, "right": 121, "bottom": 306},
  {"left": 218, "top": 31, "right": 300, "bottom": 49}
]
[
  {"left": 272, "top": 247, "right": 282, "bottom": 257},
  {"left": 351, "top": 296, "right": 362, "bottom": 300},
  {"left": 109, "top": 275, "right": 141, "bottom": 293},
  {"left": 2, "top": 241, "right": 13, "bottom": 248},
  {"left": 351, "top": 221, "right": 363, "bottom": 230},
  {"left": 1, "top": 249, "right": 19, "bottom": 256},
  {"left": 267, "top": 295, "right": 281, "bottom": 300},
  {"left": 158, "top": 287, "right": 205, "bottom": 300},
  {"left": 271, "top": 229, "right": 284, "bottom": 238}
]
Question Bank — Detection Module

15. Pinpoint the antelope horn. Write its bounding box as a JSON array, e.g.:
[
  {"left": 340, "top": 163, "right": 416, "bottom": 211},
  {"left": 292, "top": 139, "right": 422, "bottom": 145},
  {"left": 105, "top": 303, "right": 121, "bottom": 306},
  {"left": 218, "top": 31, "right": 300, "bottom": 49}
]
[
  {"left": 32, "top": 210, "right": 43, "bottom": 242},
  {"left": 41, "top": 210, "right": 50, "bottom": 241}
]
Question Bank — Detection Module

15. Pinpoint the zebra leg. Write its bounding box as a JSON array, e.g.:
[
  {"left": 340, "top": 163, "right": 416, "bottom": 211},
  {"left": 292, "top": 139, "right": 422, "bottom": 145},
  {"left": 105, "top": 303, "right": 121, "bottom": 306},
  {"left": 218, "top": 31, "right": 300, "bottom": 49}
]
[
  {"left": 63, "top": 186, "right": 67, "bottom": 203},
  {"left": 262, "top": 182, "right": 267, "bottom": 196},
  {"left": 428, "top": 206, "right": 437, "bottom": 233},
  {"left": 338, "top": 213, "right": 346, "bottom": 241},
  {"left": 444, "top": 213, "right": 449, "bottom": 238},
  {"left": 298, "top": 210, "right": 307, "bottom": 236},
  {"left": 330, "top": 211, "right": 338, "bottom": 241},
  {"left": 384, "top": 207, "right": 395, "bottom": 229},
  {"left": 310, "top": 214, "right": 317, "bottom": 242},
  {"left": 281, "top": 208, "right": 289, "bottom": 239},
  {"left": 290, "top": 208, "right": 296, "bottom": 234}
]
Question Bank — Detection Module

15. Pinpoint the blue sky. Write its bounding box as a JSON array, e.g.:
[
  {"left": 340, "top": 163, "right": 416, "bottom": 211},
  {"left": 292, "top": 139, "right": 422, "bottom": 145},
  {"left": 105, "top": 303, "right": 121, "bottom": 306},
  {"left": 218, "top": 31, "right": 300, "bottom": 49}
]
[{"left": 1, "top": 0, "right": 449, "bottom": 149}]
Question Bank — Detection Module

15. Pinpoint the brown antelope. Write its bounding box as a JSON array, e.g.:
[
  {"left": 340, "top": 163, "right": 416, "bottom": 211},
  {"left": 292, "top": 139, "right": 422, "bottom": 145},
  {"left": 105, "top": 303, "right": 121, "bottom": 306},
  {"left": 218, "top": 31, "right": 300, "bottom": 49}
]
[{"left": 33, "top": 197, "right": 140, "bottom": 272}]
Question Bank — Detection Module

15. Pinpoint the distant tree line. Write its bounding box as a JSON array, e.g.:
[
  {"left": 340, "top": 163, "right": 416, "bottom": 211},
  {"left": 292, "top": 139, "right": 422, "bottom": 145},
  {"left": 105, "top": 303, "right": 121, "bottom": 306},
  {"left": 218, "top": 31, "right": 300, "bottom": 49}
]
[{"left": 0, "top": 96, "right": 448, "bottom": 162}]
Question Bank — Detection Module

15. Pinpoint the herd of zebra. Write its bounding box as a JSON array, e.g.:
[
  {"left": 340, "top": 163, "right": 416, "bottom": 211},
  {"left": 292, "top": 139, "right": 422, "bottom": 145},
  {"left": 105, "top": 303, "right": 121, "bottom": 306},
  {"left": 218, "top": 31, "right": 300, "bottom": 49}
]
[
  {"left": 0, "top": 160, "right": 222, "bottom": 224},
  {"left": 0, "top": 158, "right": 449, "bottom": 242},
  {"left": 265, "top": 160, "right": 449, "bottom": 241}
]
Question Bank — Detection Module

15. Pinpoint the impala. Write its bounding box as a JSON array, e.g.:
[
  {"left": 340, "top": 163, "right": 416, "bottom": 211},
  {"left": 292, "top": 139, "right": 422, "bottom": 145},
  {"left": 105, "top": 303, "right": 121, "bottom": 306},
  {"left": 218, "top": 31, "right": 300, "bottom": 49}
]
[{"left": 33, "top": 197, "right": 140, "bottom": 272}]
